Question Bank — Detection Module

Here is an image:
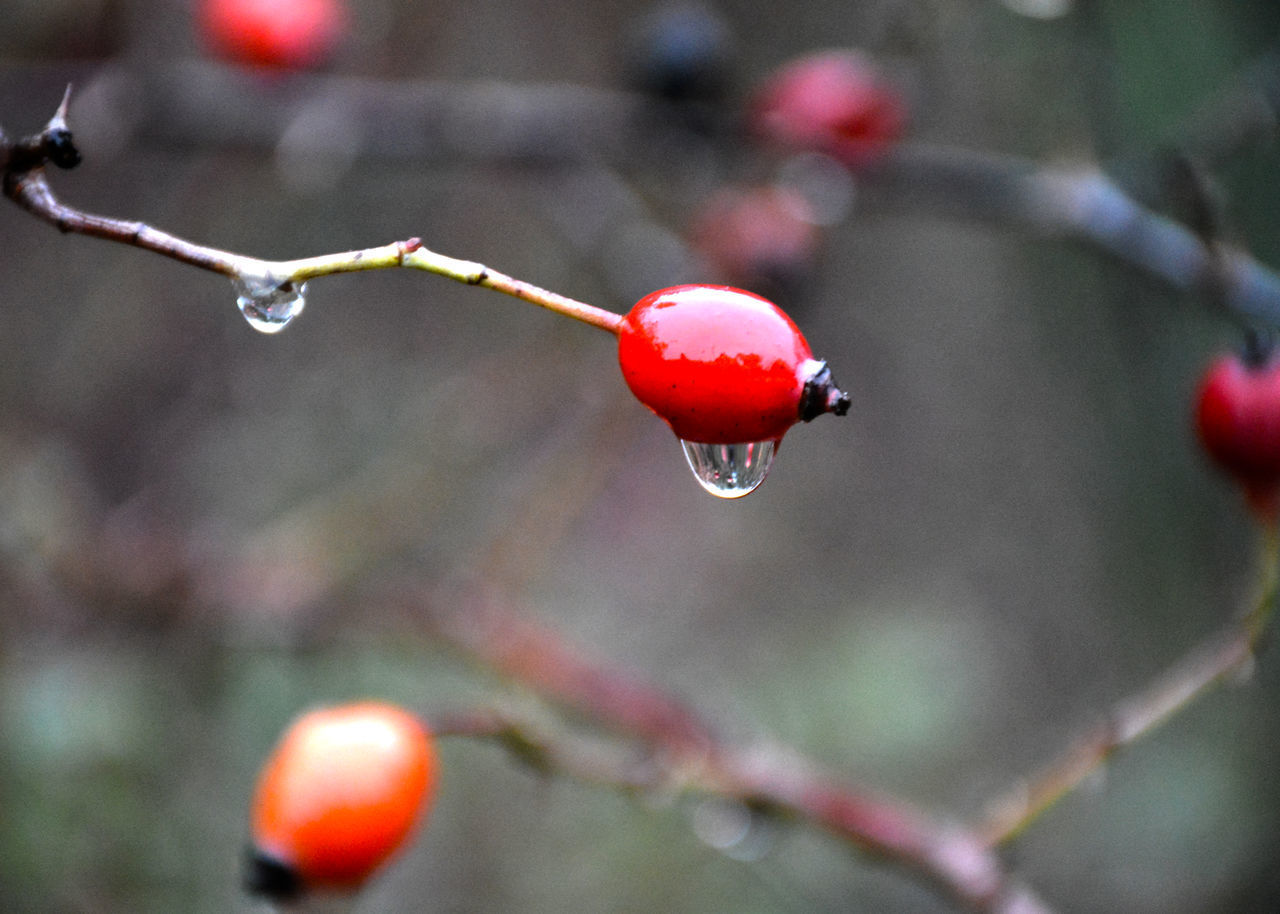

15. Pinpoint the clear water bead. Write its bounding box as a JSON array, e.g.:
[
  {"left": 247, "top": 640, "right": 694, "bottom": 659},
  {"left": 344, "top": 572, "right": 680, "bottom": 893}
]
[
  {"left": 690, "top": 798, "right": 775, "bottom": 862},
  {"left": 680, "top": 439, "right": 777, "bottom": 498},
  {"left": 233, "top": 272, "right": 307, "bottom": 333}
]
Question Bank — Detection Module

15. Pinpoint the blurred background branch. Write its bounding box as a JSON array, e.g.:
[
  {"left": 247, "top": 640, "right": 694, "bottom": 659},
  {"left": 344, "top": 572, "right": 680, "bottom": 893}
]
[
  {"left": 10, "top": 83, "right": 1280, "bottom": 326},
  {"left": 5, "top": 3, "right": 1280, "bottom": 913}
]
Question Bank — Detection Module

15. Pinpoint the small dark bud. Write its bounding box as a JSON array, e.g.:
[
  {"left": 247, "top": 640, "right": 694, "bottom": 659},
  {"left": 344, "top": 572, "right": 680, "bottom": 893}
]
[
  {"left": 626, "top": 3, "right": 732, "bottom": 103},
  {"left": 45, "top": 128, "right": 81, "bottom": 169},
  {"left": 1241, "top": 325, "right": 1277, "bottom": 371},
  {"left": 243, "top": 847, "right": 303, "bottom": 901}
]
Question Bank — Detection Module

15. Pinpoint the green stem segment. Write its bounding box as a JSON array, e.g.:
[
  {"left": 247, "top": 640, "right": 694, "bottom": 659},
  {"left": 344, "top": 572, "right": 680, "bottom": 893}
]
[
  {"left": 5, "top": 165, "right": 624, "bottom": 336},
  {"left": 275, "top": 237, "right": 624, "bottom": 335}
]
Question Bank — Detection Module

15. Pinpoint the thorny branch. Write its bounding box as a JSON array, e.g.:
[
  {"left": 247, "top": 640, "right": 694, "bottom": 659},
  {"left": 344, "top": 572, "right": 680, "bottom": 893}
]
[
  {"left": 403, "top": 517, "right": 1275, "bottom": 914},
  {"left": 0, "top": 92, "right": 624, "bottom": 334},
  {"left": 410, "top": 582, "right": 1051, "bottom": 914},
  {"left": 978, "top": 525, "right": 1278, "bottom": 847},
  {"left": 7, "top": 88, "right": 1280, "bottom": 329}
]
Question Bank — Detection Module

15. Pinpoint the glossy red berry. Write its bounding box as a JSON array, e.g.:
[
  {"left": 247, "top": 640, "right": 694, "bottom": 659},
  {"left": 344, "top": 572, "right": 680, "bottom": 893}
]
[
  {"left": 1195, "top": 348, "right": 1280, "bottom": 521},
  {"left": 199, "top": 0, "right": 347, "bottom": 70},
  {"left": 747, "top": 50, "right": 905, "bottom": 168},
  {"left": 617, "top": 284, "right": 848, "bottom": 444},
  {"left": 245, "top": 702, "right": 438, "bottom": 900}
]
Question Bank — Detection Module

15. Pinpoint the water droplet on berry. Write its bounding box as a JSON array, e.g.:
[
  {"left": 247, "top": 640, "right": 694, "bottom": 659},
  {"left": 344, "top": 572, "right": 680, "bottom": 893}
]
[
  {"left": 680, "top": 439, "right": 776, "bottom": 498},
  {"left": 233, "top": 272, "right": 307, "bottom": 333}
]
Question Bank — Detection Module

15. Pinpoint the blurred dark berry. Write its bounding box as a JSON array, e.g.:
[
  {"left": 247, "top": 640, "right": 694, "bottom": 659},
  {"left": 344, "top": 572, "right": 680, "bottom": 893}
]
[{"left": 625, "top": 3, "right": 733, "bottom": 103}]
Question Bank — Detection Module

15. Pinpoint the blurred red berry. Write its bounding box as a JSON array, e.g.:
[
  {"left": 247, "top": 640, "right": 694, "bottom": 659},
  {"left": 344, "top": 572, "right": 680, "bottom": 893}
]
[
  {"left": 688, "top": 185, "right": 821, "bottom": 293},
  {"left": 199, "top": 0, "right": 348, "bottom": 70},
  {"left": 245, "top": 702, "right": 438, "bottom": 900},
  {"left": 1195, "top": 348, "right": 1280, "bottom": 522},
  {"left": 747, "top": 50, "right": 905, "bottom": 168}
]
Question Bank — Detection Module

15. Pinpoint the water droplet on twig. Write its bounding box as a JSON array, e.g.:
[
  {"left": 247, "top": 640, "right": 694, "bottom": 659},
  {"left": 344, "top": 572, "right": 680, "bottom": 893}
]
[
  {"left": 690, "top": 798, "right": 775, "bottom": 861},
  {"left": 233, "top": 272, "right": 307, "bottom": 333}
]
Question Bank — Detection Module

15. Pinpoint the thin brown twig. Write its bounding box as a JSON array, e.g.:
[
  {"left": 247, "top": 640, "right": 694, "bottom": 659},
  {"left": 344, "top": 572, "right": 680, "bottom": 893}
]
[
  {"left": 395, "top": 579, "right": 1052, "bottom": 914},
  {"left": 429, "top": 707, "right": 665, "bottom": 791},
  {"left": 977, "top": 524, "right": 1278, "bottom": 847},
  {"left": 0, "top": 102, "right": 624, "bottom": 335},
  {"left": 4, "top": 167, "right": 623, "bottom": 333},
  {"left": 5, "top": 169, "right": 247, "bottom": 274},
  {"left": 861, "top": 146, "right": 1280, "bottom": 326},
  {"left": 9, "top": 91, "right": 1280, "bottom": 329}
]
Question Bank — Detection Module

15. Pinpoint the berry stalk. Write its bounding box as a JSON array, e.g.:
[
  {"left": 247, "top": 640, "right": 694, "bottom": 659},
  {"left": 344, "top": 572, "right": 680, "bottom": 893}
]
[
  {"left": 275, "top": 238, "right": 625, "bottom": 334},
  {"left": 2, "top": 96, "right": 625, "bottom": 336}
]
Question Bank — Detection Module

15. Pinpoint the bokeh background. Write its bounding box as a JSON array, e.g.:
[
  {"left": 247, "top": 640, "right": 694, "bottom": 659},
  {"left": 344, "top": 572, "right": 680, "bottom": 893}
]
[{"left": 3, "top": 1, "right": 1280, "bottom": 911}]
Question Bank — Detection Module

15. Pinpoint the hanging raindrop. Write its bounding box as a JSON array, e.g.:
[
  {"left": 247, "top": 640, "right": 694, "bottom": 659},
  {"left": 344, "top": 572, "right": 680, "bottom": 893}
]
[
  {"left": 233, "top": 272, "right": 308, "bottom": 334},
  {"left": 680, "top": 439, "right": 776, "bottom": 498},
  {"left": 690, "top": 798, "right": 776, "bottom": 862}
]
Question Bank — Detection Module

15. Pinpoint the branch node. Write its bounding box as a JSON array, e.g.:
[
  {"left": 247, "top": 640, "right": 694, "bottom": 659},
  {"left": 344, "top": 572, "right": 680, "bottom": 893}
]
[
  {"left": 1, "top": 89, "right": 82, "bottom": 176},
  {"left": 45, "top": 86, "right": 82, "bottom": 170},
  {"left": 45, "top": 128, "right": 82, "bottom": 170}
]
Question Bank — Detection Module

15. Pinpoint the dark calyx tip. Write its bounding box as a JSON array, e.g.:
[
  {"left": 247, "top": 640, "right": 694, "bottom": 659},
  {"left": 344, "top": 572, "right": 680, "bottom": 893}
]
[
  {"left": 799, "top": 361, "right": 850, "bottom": 422},
  {"left": 45, "top": 128, "right": 81, "bottom": 169},
  {"left": 244, "top": 847, "right": 304, "bottom": 901},
  {"left": 1241, "top": 325, "right": 1277, "bottom": 370}
]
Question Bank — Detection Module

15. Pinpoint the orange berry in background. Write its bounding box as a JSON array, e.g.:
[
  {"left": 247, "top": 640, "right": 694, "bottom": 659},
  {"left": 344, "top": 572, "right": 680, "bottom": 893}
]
[{"left": 245, "top": 701, "right": 438, "bottom": 899}]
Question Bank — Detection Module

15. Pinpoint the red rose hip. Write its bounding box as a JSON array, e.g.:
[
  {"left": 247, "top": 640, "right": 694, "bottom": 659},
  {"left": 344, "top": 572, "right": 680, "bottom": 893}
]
[
  {"left": 1195, "top": 348, "right": 1280, "bottom": 521},
  {"left": 747, "top": 50, "right": 905, "bottom": 169},
  {"left": 618, "top": 284, "right": 848, "bottom": 496},
  {"left": 245, "top": 702, "right": 438, "bottom": 899},
  {"left": 688, "top": 185, "right": 821, "bottom": 293},
  {"left": 199, "top": 0, "right": 348, "bottom": 70}
]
